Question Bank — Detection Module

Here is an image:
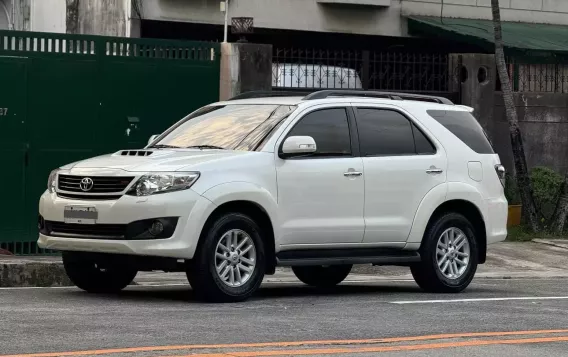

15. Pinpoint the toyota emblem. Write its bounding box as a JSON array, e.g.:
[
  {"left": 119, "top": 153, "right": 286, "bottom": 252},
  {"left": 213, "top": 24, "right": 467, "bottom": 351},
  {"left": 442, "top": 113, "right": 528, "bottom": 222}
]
[{"left": 80, "top": 177, "right": 94, "bottom": 192}]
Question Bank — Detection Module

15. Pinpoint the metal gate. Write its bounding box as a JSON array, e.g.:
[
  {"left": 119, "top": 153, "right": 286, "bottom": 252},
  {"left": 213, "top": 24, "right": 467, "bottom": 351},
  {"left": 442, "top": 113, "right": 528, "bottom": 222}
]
[
  {"left": 272, "top": 48, "right": 461, "bottom": 103},
  {"left": 0, "top": 30, "right": 220, "bottom": 254}
]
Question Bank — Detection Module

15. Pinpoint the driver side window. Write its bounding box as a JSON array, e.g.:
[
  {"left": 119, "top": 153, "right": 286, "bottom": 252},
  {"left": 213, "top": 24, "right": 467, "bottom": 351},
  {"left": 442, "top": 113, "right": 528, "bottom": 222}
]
[{"left": 287, "top": 108, "right": 352, "bottom": 157}]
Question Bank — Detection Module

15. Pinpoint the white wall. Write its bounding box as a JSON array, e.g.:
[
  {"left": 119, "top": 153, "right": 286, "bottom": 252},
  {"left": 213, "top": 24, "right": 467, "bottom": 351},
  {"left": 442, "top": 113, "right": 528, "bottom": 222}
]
[
  {"left": 31, "top": 0, "right": 65, "bottom": 33},
  {"left": 141, "top": 0, "right": 568, "bottom": 38}
]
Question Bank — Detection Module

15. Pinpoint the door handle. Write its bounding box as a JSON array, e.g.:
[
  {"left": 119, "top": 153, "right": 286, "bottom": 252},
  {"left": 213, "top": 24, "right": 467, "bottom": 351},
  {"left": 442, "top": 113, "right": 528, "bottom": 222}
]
[
  {"left": 344, "top": 171, "right": 363, "bottom": 177},
  {"left": 426, "top": 168, "right": 443, "bottom": 174}
]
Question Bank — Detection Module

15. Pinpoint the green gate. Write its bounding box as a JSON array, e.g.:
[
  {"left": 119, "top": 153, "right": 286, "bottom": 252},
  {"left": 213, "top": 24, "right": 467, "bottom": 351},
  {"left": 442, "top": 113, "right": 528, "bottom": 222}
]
[{"left": 0, "top": 31, "right": 220, "bottom": 254}]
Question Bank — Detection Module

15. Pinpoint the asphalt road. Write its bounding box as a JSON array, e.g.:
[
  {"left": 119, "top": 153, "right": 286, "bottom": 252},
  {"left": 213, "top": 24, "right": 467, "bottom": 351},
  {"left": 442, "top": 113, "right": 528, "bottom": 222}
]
[{"left": 1, "top": 277, "right": 568, "bottom": 357}]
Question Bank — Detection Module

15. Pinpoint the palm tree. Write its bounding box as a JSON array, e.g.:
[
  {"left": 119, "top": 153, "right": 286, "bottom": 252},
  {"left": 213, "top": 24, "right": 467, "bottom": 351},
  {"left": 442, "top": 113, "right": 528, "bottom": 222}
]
[{"left": 491, "top": 0, "right": 540, "bottom": 232}]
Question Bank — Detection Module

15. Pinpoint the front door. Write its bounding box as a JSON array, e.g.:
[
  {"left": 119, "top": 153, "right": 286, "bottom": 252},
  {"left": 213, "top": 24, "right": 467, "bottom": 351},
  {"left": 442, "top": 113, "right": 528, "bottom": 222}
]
[
  {"left": 276, "top": 107, "right": 365, "bottom": 247},
  {"left": 353, "top": 106, "right": 447, "bottom": 243}
]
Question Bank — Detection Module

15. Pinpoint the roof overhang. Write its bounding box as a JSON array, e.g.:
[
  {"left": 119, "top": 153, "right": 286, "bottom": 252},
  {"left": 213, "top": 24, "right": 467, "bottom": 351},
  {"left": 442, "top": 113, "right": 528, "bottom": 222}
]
[{"left": 408, "top": 16, "right": 568, "bottom": 57}]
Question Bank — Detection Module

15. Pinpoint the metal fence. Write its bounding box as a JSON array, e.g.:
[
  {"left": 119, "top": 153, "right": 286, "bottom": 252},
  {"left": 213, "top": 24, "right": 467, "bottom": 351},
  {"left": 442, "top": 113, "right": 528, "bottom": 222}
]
[
  {"left": 505, "top": 58, "right": 568, "bottom": 93},
  {"left": 272, "top": 48, "right": 458, "bottom": 95},
  {"left": 0, "top": 30, "right": 220, "bottom": 255}
]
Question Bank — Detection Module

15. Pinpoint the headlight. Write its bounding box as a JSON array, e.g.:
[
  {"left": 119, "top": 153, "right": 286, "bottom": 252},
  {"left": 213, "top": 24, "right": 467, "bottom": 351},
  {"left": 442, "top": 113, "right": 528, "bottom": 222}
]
[
  {"left": 127, "top": 172, "right": 200, "bottom": 196},
  {"left": 47, "top": 169, "right": 60, "bottom": 193}
]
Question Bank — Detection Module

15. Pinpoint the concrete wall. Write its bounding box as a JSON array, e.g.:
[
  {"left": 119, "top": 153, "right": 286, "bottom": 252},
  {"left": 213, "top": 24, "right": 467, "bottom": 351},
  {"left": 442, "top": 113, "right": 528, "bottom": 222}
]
[
  {"left": 141, "top": 0, "right": 568, "bottom": 38},
  {"left": 0, "top": 0, "right": 10, "bottom": 30},
  {"left": 219, "top": 42, "right": 273, "bottom": 101},
  {"left": 1, "top": 0, "right": 30, "bottom": 31},
  {"left": 31, "top": 0, "right": 65, "bottom": 33},
  {"left": 492, "top": 93, "right": 568, "bottom": 174},
  {"left": 26, "top": 0, "right": 135, "bottom": 36},
  {"left": 77, "top": 0, "right": 129, "bottom": 36}
]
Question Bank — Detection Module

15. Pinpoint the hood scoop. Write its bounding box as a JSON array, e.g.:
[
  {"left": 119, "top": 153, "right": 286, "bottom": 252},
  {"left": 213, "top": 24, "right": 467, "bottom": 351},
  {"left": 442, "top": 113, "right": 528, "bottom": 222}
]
[{"left": 117, "top": 150, "right": 154, "bottom": 157}]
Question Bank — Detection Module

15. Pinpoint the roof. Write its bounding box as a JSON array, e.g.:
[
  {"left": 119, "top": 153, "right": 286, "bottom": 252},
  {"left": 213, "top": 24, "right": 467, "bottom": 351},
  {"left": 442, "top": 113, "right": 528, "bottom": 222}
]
[{"left": 408, "top": 16, "right": 568, "bottom": 55}]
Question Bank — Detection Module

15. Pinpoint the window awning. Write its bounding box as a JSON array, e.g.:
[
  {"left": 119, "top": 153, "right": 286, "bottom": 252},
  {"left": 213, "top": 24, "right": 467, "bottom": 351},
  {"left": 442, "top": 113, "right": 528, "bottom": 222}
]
[{"left": 408, "top": 16, "right": 568, "bottom": 56}]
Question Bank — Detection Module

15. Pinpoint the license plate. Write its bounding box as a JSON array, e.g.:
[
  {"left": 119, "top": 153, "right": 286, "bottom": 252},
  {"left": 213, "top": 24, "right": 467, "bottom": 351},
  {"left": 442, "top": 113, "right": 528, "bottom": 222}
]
[{"left": 64, "top": 206, "right": 98, "bottom": 224}]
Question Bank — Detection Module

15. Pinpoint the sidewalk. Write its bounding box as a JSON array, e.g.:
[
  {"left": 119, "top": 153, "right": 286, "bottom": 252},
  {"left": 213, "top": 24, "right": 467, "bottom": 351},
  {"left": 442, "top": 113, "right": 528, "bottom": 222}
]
[{"left": 1, "top": 241, "right": 567, "bottom": 287}]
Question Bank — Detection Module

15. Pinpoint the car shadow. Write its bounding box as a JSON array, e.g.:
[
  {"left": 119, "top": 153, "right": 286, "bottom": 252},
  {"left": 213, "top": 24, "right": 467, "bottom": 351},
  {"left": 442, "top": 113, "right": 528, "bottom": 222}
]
[{"left": 61, "top": 281, "right": 496, "bottom": 304}]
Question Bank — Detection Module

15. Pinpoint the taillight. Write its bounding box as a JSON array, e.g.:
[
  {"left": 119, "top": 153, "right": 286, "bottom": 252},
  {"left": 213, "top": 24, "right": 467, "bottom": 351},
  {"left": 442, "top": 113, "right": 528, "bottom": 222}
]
[{"left": 495, "top": 164, "right": 506, "bottom": 186}]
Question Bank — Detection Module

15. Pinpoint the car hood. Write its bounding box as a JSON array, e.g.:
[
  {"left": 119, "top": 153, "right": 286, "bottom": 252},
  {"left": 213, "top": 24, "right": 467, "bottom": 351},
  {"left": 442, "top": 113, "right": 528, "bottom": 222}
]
[{"left": 63, "top": 149, "right": 253, "bottom": 173}]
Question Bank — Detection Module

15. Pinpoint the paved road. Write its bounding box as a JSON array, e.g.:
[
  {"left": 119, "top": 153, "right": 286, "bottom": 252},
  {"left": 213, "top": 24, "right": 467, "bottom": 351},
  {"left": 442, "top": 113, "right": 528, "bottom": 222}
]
[{"left": 1, "top": 276, "right": 568, "bottom": 357}]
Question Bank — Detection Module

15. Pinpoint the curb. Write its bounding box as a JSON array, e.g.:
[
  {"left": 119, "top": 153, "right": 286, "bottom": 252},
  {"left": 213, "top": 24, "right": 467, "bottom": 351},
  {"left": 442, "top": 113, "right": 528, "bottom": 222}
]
[
  {"left": 0, "top": 261, "right": 72, "bottom": 287},
  {"left": 532, "top": 239, "right": 568, "bottom": 251}
]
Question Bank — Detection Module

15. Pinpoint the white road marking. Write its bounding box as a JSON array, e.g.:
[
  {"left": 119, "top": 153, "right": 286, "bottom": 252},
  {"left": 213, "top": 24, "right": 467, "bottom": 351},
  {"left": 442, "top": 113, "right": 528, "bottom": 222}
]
[{"left": 390, "top": 296, "right": 568, "bottom": 304}]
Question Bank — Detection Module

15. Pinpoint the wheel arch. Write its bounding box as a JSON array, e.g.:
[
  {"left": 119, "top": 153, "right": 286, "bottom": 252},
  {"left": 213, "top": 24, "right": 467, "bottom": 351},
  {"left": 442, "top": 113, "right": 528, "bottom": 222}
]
[
  {"left": 198, "top": 185, "right": 278, "bottom": 275},
  {"left": 422, "top": 199, "right": 487, "bottom": 264}
]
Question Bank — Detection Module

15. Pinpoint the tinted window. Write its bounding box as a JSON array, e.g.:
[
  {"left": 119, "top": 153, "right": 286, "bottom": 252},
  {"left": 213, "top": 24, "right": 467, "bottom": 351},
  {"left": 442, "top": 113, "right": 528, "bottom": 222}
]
[
  {"left": 287, "top": 108, "right": 351, "bottom": 157},
  {"left": 412, "top": 123, "right": 436, "bottom": 154},
  {"left": 427, "top": 110, "right": 494, "bottom": 154},
  {"left": 357, "top": 109, "right": 416, "bottom": 156}
]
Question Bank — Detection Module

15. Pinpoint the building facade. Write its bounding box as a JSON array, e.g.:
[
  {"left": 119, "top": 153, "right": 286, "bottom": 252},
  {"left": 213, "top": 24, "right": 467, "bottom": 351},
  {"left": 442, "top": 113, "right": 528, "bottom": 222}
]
[
  {"left": 140, "top": 0, "right": 568, "bottom": 39},
  {"left": 3, "top": 0, "right": 568, "bottom": 38}
]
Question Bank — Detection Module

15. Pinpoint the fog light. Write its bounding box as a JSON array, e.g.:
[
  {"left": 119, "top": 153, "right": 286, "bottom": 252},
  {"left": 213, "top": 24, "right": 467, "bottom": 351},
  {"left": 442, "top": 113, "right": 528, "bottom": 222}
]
[{"left": 149, "top": 220, "right": 164, "bottom": 236}]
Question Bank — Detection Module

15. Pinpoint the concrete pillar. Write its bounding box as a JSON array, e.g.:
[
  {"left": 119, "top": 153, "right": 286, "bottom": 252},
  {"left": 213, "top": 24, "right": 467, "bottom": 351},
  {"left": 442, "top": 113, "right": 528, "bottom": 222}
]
[
  {"left": 450, "top": 54, "right": 496, "bottom": 137},
  {"left": 219, "top": 42, "right": 273, "bottom": 101}
]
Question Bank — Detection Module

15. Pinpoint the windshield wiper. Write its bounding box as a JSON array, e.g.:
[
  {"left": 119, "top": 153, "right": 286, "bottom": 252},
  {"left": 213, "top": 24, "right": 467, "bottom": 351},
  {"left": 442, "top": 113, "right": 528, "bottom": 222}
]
[
  {"left": 149, "top": 144, "right": 181, "bottom": 149},
  {"left": 186, "top": 145, "right": 226, "bottom": 150}
]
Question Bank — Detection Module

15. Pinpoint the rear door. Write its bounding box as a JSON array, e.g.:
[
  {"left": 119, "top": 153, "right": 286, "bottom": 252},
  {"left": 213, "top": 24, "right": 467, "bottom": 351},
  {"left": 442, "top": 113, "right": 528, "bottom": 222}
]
[{"left": 353, "top": 105, "right": 447, "bottom": 243}]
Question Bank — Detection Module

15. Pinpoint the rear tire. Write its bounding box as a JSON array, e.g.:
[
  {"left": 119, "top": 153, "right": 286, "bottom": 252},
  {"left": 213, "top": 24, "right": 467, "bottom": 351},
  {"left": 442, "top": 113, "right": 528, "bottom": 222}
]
[
  {"left": 292, "top": 265, "right": 352, "bottom": 287},
  {"left": 187, "top": 213, "right": 266, "bottom": 303},
  {"left": 62, "top": 252, "right": 137, "bottom": 293},
  {"left": 411, "top": 212, "right": 478, "bottom": 293}
]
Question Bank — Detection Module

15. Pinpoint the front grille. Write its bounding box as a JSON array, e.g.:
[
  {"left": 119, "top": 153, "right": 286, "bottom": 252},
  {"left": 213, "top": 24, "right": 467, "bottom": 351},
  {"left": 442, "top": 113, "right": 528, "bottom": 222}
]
[
  {"left": 58, "top": 175, "right": 134, "bottom": 193},
  {"left": 44, "top": 221, "right": 127, "bottom": 239},
  {"left": 57, "top": 193, "right": 122, "bottom": 201}
]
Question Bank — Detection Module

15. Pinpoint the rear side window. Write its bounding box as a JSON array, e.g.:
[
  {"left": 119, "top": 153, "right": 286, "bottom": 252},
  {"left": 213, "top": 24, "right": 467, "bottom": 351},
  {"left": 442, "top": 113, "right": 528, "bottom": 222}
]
[
  {"left": 356, "top": 108, "right": 436, "bottom": 156},
  {"left": 427, "top": 110, "right": 494, "bottom": 154}
]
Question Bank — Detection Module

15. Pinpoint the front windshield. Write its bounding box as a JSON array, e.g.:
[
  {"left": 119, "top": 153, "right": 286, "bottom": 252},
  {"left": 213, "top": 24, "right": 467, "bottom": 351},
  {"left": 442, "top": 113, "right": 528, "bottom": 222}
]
[{"left": 153, "top": 104, "right": 297, "bottom": 151}]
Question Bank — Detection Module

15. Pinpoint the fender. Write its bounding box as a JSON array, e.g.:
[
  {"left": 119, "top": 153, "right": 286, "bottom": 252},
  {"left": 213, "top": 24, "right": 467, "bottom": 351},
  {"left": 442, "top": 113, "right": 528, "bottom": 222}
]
[
  {"left": 406, "top": 183, "right": 448, "bottom": 245},
  {"left": 445, "top": 181, "right": 489, "bottom": 236},
  {"left": 201, "top": 181, "right": 280, "bottom": 238},
  {"left": 406, "top": 181, "right": 488, "bottom": 245}
]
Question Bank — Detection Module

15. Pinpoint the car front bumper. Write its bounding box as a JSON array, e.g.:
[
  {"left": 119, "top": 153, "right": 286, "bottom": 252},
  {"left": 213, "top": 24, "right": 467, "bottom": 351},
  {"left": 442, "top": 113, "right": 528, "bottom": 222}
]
[{"left": 37, "top": 189, "right": 216, "bottom": 259}]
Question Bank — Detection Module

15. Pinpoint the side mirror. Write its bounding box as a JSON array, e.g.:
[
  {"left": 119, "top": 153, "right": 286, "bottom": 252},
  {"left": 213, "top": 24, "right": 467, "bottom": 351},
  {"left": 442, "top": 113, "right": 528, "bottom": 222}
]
[
  {"left": 280, "top": 136, "right": 317, "bottom": 158},
  {"left": 148, "top": 134, "right": 159, "bottom": 146}
]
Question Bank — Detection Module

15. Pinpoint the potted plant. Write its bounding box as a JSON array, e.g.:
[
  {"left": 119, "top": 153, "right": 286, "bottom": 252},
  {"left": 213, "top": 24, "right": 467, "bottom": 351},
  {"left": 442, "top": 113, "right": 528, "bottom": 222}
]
[{"left": 505, "top": 174, "right": 522, "bottom": 227}]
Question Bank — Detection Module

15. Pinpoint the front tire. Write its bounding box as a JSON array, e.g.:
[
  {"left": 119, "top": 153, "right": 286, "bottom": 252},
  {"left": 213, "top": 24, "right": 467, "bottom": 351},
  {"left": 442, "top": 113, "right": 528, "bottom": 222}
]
[
  {"left": 187, "top": 213, "right": 266, "bottom": 303},
  {"left": 292, "top": 265, "right": 352, "bottom": 287},
  {"left": 411, "top": 212, "right": 479, "bottom": 293},
  {"left": 62, "top": 252, "right": 137, "bottom": 293}
]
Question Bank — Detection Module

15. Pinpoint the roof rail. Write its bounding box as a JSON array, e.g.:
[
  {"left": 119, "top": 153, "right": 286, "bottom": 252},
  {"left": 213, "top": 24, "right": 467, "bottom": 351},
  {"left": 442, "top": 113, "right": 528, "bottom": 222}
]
[
  {"left": 302, "top": 90, "right": 454, "bottom": 105},
  {"left": 228, "top": 90, "right": 312, "bottom": 101}
]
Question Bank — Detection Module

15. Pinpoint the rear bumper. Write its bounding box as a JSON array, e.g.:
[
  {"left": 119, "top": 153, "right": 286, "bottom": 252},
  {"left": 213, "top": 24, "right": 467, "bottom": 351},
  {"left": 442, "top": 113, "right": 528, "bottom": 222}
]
[
  {"left": 37, "top": 189, "right": 216, "bottom": 259},
  {"left": 485, "top": 196, "right": 508, "bottom": 245}
]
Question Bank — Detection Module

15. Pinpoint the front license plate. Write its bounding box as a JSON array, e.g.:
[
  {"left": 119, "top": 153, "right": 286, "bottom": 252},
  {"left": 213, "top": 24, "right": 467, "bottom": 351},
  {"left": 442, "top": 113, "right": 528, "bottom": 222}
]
[{"left": 64, "top": 206, "right": 98, "bottom": 224}]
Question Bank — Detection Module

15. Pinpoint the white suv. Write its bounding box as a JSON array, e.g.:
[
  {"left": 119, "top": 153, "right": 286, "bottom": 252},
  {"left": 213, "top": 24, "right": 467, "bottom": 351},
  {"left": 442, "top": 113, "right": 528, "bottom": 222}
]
[{"left": 38, "top": 90, "right": 508, "bottom": 302}]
